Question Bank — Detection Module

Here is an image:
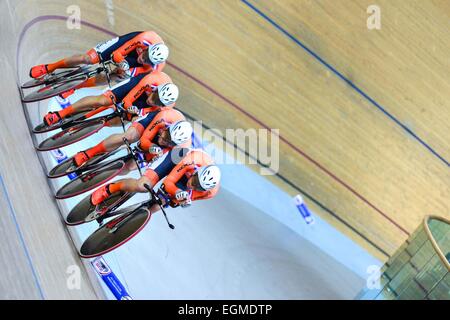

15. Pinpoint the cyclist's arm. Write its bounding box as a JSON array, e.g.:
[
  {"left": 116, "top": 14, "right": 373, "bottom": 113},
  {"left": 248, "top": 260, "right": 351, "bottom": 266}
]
[
  {"left": 163, "top": 156, "right": 194, "bottom": 198},
  {"left": 121, "top": 74, "right": 153, "bottom": 109},
  {"left": 191, "top": 186, "right": 219, "bottom": 201},
  {"left": 130, "top": 65, "right": 152, "bottom": 77},
  {"left": 140, "top": 109, "right": 186, "bottom": 149},
  {"left": 111, "top": 38, "right": 142, "bottom": 63},
  {"left": 143, "top": 147, "right": 181, "bottom": 185},
  {"left": 112, "top": 31, "right": 162, "bottom": 63},
  {"left": 139, "top": 121, "right": 165, "bottom": 151}
]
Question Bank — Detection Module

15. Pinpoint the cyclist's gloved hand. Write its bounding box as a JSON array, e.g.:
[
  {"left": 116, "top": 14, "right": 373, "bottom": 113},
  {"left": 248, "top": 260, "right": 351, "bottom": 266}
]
[
  {"left": 180, "top": 198, "right": 192, "bottom": 208},
  {"left": 149, "top": 144, "right": 163, "bottom": 157},
  {"left": 114, "top": 60, "right": 131, "bottom": 79},
  {"left": 118, "top": 60, "right": 130, "bottom": 72},
  {"left": 175, "top": 190, "right": 190, "bottom": 201},
  {"left": 127, "top": 105, "right": 140, "bottom": 115}
]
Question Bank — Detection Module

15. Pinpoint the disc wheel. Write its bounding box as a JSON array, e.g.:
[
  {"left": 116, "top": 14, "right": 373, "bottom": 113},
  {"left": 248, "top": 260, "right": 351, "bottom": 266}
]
[
  {"left": 79, "top": 207, "right": 151, "bottom": 258},
  {"left": 36, "top": 119, "right": 105, "bottom": 151},
  {"left": 65, "top": 191, "right": 132, "bottom": 226},
  {"left": 47, "top": 152, "right": 111, "bottom": 179},
  {"left": 33, "top": 110, "right": 92, "bottom": 134},
  {"left": 22, "top": 77, "right": 87, "bottom": 103},
  {"left": 55, "top": 160, "right": 126, "bottom": 199},
  {"left": 21, "top": 67, "right": 82, "bottom": 89}
]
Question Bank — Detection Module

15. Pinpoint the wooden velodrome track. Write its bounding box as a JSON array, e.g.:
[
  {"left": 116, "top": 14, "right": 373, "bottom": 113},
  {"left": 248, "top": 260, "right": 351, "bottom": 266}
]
[{"left": 0, "top": 0, "right": 448, "bottom": 297}]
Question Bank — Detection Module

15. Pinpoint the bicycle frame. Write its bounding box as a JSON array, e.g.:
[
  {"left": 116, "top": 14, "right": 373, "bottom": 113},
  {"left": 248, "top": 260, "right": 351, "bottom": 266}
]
[
  {"left": 23, "top": 62, "right": 114, "bottom": 103},
  {"left": 36, "top": 101, "right": 130, "bottom": 152},
  {"left": 96, "top": 138, "right": 174, "bottom": 227}
]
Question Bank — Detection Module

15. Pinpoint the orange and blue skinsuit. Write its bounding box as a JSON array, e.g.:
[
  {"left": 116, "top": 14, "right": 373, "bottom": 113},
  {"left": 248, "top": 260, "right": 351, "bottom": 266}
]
[
  {"left": 52, "top": 71, "right": 175, "bottom": 125},
  {"left": 90, "top": 148, "right": 218, "bottom": 206},
  {"left": 69, "top": 79, "right": 180, "bottom": 167},
  {"left": 87, "top": 31, "right": 166, "bottom": 76},
  {"left": 132, "top": 108, "right": 192, "bottom": 162},
  {"left": 102, "top": 71, "right": 175, "bottom": 119},
  {"left": 144, "top": 149, "right": 219, "bottom": 206},
  {"left": 31, "top": 31, "right": 167, "bottom": 96}
]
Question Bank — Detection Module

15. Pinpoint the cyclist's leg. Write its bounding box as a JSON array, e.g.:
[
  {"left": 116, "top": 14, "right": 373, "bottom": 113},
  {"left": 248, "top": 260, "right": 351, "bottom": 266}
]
[
  {"left": 91, "top": 177, "right": 143, "bottom": 205},
  {"left": 46, "top": 35, "right": 130, "bottom": 77},
  {"left": 104, "top": 116, "right": 123, "bottom": 127},
  {"left": 58, "top": 94, "right": 113, "bottom": 119},
  {"left": 43, "top": 92, "right": 113, "bottom": 125},
  {"left": 90, "top": 125, "right": 141, "bottom": 157},
  {"left": 76, "top": 67, "right": 129, "bottom": 90},
  {"left": 30, "top": 52, "right": 95, "bottom": 78},
  {"left": 60, "top": 43, "right": 115, "bottom": 91},
  {"left": 60, "top": 75, "right": 102, "bottom": 99},
  {"left": 91, "top": 145, "right": 171, "bottom": 205},
  {"left": 96, "top": 177, "right": 162, "bottom": 213},
  {"left": 48, "top": 53, "right": 94, "bottom": 72},
  {"left": 73, "top": 75, "right": 102, "bottom": 91},
  {"left": 119, "top": 160, "right": 138, "bottom": 176},
  {"left": 46, "top": 74, "right": 140, "bottom": 125},
  {"left": 135, "top": 175, "right": 156, "bottom": 192},
  {"left": 59, "top": 59, "right": 145, "bottom": 100},
  {"left": 73, "top": 118, "right": 141, "bottom": 166},
  {"left": 149, "top": 203, "right": 162, "bottom": 215},
  {"left": 110, "top": 175, "right": 153, "bottom": 194},
  {"left": 94, "top": 75, "right": 146, "bottom": 124}
]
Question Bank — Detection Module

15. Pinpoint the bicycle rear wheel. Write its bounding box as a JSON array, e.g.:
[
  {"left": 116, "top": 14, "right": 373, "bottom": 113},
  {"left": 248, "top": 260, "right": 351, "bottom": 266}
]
[
  {"left": 47, "top": 152, "right": 110, "bottom": 179},
  {"left": 33, "top": 110, "right": 92, "bottom": 134},
  {"left": 55, "top": 160, "right": 125, "bottom": 199},
  {"left": 22, "top": 76, "right": 87, "bottom": 103},
  {"left": 65, "top": 191, "right": 133, "bottom": 226},
  {"left": 79, "top": 207, "right": 151, "bottom": 258},
  {"left": 21, "top": 67, "right": 82, "bottom": 89},
  {"left": 36, "top": 119, "right": 105, "bottom": 151}
]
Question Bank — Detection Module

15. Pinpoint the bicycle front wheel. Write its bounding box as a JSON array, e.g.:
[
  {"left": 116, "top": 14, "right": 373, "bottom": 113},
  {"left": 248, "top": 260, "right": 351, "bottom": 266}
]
[
  {"left": 79, "top": 207, "right": 151, "bottom": 258},
  {"left": 33, "top": 110, "right": 92, "bottom": 134},
  {"left": 36, "top": 119, "right": 105, "bottom": 151},
  {"left": 65, "top": 191, "right": 133, "bottom": 226},
  {"left": 47, "top": 152, "right": 111, "bottom": 179},
  {"left": 22, "top": 76, "right": 87, "bottom": 103},
  {"left": 55, "top": 160, "right": 126, "bottom": 199},
  {"left": 21, "top": 67, "right": 82, "bottom": 89}
]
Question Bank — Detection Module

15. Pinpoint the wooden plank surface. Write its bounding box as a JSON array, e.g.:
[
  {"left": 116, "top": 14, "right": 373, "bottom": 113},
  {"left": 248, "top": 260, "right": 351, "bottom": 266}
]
[
  {"left": 0, "top": 0, "right": 98, "bottom": 299},
  {"left": 4, "top": 0, "right": 449, "bottom": 294}
]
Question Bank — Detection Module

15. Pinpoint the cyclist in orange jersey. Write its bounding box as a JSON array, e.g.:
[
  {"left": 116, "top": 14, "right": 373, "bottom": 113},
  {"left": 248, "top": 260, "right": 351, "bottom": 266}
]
[
  {"left": 42, "top": 71, "right": 178, "bottom": 126},
  {"left": 90, "top": 148, "right": 220, "bottom": 208},
  {"left": 29, "top": 31, "right": 169, "bottom": 98},
  {"left": 72, "top": 108, "right": 192, "bottom": 169}
]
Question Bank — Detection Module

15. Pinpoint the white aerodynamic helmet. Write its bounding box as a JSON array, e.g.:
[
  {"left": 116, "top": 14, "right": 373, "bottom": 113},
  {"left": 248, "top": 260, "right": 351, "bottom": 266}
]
[
  {"left": 168, "top": 121, "right": 193, "bottom": 145},
  {"left": 158, "top": 83, "right": 179, "bottom": 106},
  {"left": 148, "top": 43, "right": 169, "bottom": 64},
  {"left": 198, "top": 165, "right": 221, "bottom": 190}
]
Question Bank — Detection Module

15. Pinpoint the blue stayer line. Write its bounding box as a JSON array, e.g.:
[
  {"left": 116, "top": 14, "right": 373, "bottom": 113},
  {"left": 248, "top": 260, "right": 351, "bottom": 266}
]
[
  {"left": 241, "top": 0, "right": 449, "bottom": 168},
  {"left": 0, "top": 174, "right": 45, "bottom": 299}
]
